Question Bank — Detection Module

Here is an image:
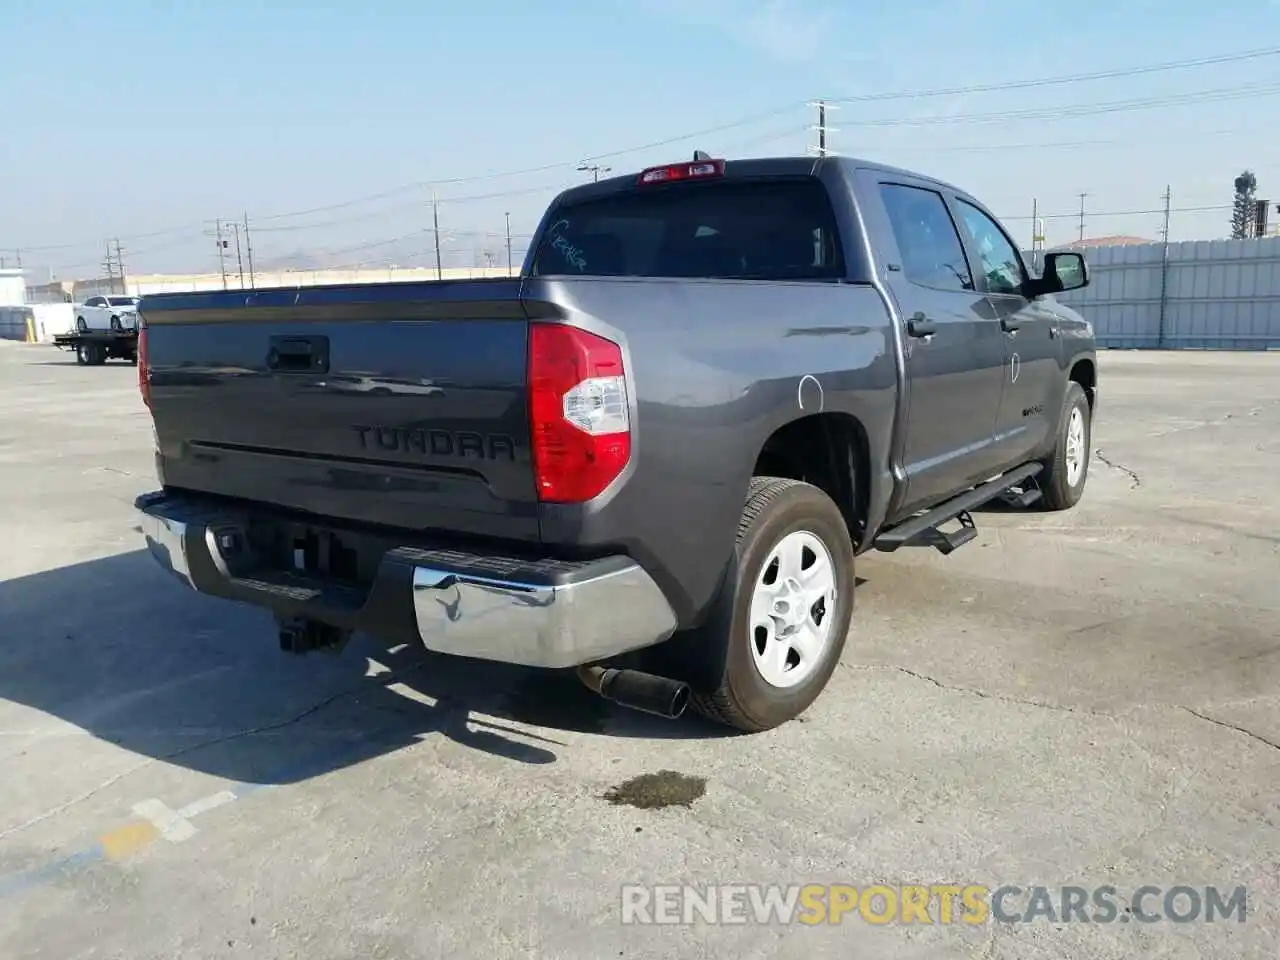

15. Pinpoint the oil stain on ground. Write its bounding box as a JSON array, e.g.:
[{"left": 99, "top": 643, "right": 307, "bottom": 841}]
[{"left": 604, "top": 771, "right": 707, "bottom": 810}]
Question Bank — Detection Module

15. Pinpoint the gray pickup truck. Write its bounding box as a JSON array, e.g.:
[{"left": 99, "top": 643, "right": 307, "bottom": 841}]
[{"left": 135, "top": 153, "right": 1095, "bottom": 732}]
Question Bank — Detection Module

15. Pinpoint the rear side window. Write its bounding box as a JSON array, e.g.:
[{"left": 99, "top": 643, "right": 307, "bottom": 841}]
[
  {"left": 879, "top": 183, "right": 974, "bottom": 292},
  {"left": 530, "top": 179, "right": 845, "bottom": 280}
]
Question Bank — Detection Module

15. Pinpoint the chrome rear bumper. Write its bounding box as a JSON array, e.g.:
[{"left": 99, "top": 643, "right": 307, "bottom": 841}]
[{"left": 136, "top": 492, "right": 677, "bottom": 669}]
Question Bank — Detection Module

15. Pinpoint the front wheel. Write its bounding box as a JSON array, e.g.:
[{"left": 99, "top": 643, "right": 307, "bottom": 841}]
[
  {"left": 692, "top": 477, "right": 855, "bottom": 732},
  {"left": 1039, "top": 382, "right": 1092, "bottom": 510},
  {"left": 109, "top": 314, "right": 122, "bottom": 332}
]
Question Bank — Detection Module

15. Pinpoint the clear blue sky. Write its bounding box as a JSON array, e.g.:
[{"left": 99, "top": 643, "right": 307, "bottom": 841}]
[{"left": 3, "top": 0, "right": 1279, "bottom": 278}]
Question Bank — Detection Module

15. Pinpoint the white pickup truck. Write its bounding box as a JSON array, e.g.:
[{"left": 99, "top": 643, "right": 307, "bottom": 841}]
[{"left": 75, "top": 295, "right": 140, "bottom": 333}]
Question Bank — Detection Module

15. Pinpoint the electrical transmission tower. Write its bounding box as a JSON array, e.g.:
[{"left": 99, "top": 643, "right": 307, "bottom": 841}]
[{"left": 102, "top": 239, "right": 126, "bottom": 293}]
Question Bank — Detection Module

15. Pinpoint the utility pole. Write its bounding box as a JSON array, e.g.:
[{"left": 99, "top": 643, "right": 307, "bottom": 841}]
[
  {"left": 231, "top": 222, "right": 246, "bottom": 288},
  {"left": 112, "top": 238, "right": 125, "bottom": 293},
  {"left": 432, "top": 190, "right": 444, "bottom": 280},
  {"left": 14, "top": 249, "right": 21, "bottom": 269},
  {"left": 808, "top": 100, "right": 838, "bottom": 157},
  {"left": 243, "top": 212, "right": 256, "bottom": 288},
  {"left": 576, "top": 162, "right": 610, "bottom": 182},
  {"left": 505, "top": 212, "right": 513, "bottom": 277},
  {"left": 102, "top": 241, "right": 116, "bottom": 291},
  {"left": 1077, "top": 193, "right": 1087, "bottom": 243},
  {"left": 1030, "top": 198, "right": 1039, "bottom": 271},
  {"left": 1157, "top": 184, "right": 1172, "bottom": 349},
  {"left": 215, "top": 219, "right": 228, "bottom": 290}
]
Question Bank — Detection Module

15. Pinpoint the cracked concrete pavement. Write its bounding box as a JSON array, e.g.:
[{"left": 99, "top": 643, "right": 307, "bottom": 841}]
[{"left": 0, "top": 343, "right": 1277, "bottom": 959}]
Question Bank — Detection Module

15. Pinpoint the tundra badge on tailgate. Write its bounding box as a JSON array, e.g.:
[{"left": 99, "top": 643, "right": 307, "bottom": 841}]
[{"left": 352, "top": 424, "right": 516, "bottom": 461}]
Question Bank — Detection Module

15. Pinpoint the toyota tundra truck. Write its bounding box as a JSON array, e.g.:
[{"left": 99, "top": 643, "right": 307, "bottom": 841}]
[{"left": 134, "top": 153, "right": 1096, "bottom": 732}]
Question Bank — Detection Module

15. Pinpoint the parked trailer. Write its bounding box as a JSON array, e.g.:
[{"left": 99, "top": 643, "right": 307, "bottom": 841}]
[{"left": 52, "top": 329, "right": 138, "bottom": 366}]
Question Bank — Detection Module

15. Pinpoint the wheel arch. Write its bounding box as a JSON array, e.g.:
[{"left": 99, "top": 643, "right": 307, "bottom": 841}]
[
  {"left": 751, "top": 411, "right": 871, "bottom": 550},
  {"left": 1069, "top": 356, "right": 1096, "bottom": 409}
]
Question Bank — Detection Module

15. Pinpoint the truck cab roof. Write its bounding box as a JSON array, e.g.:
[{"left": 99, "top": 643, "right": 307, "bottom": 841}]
[{"left": 557, "top": 155, "right": 970, "bottom": 204}]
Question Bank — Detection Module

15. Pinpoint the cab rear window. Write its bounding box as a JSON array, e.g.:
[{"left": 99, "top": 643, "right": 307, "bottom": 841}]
[{"left": 530, "top": 179, "right": 845, "bottom": 281}]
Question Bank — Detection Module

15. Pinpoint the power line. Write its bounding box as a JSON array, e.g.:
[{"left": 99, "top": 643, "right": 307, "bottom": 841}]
[
  {"left": 7, "top": 44, "right": 1276, "bottom": 265},
  {"left": 880, "top": 126, "right": 1254, "bottom": 154},
  {"left": 1000, "top": 203, "right": 1232, "bottom": 222},
  {"left": 9, "top": 42, "right": 1276, "bottom": 256},
  {"left": 824, "top": 44, "right": 1280, "bottom": 104},
  {"left": 244, "top": 125, "right": 807, "bottom": 238},
  {"left": 218, "top": 48, "right": 1280, "bottom": 225},
  {"left": 839, "top": 81, "right": 1280, "bottom": 129},
  {"left": 249, "top": 103, "right": 804, "bottom": 223}
]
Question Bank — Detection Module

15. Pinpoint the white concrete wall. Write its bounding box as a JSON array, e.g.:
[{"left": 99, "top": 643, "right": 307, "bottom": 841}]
[
  {"left": 0, "top": 272, "right": 26, "bottom": 307},
  {"left": 32, "top": 303, "right": 76, "bottom": 341},
  {"left": 70, "top": 266, "right": 518, "bottom": 300}
]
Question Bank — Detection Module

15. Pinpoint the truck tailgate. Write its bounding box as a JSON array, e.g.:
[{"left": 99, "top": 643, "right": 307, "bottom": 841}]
[{"left": 143, "top": 280, "right": 539, "bottom": 541}]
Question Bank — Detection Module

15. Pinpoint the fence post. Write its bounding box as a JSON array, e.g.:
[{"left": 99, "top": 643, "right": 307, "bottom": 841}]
[{"left": 1157, "top": 185, "right": 1171, "bottom": 348}]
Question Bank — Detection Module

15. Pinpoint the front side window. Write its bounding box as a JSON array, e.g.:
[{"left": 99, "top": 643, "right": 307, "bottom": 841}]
[{"left": 955, "top": 200, "right": 1025, "bottom": 296}]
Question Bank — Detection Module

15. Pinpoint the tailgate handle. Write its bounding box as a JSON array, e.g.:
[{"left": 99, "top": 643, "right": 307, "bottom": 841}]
[{"left": 267, "top": 335, "right": 329, "bottom": 373}]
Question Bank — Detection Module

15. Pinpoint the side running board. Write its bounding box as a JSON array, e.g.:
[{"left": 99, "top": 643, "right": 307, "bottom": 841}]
[{"left": 874, "top": 463, "right": 1043, "bottom": 556}]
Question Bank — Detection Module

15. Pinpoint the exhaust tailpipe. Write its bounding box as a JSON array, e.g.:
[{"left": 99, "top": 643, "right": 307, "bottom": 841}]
[{"left": 577, "top": 665, "right": 691, "bottom": 720}]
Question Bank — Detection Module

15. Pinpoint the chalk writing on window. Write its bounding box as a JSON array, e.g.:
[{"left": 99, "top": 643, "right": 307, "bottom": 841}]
[{"left": 546, "top": 220, "right": 587, "bottom": 271}]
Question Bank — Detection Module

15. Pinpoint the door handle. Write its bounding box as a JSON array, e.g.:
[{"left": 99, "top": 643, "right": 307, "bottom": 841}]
[
  {"left": 907, "top": 313, "right": 937, "bottom": 338},
  {"left": 1000, "top": 317, "right": 1021, "bottom": 333}
]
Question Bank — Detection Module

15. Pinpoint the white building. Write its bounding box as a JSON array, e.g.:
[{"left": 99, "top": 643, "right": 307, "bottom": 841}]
[{"left": 0, "top": 268, "right": 26, "bottom": 306}]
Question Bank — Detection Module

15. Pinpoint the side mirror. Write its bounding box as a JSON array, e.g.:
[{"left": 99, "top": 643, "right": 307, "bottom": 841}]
[{"left": 1039, "top": 251, "right": 1089, "bottom": 294}]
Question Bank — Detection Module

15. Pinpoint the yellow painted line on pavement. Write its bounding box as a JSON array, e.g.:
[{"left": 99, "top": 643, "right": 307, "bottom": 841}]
[{"left": 97, "top": 820, "right": 160, "bottom": 861}]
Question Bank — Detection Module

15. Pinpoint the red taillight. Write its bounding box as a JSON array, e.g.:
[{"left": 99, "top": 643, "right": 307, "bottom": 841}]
[
  {"left": 137, "top": 323, "right": 152, "bottom": 409},
  {"left": 638, "top": 159, "right": 725, "bottom": 185},
  {"left": 528, "top": 323, "right": 630, "bottom": 503}
]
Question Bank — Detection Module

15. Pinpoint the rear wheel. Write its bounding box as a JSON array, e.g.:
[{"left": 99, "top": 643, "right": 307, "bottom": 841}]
[
  {"left": 83, "top": 341, "right": 107, "bottom": 366},
  {"left": 1039, "top": 382, "right": 1091, "bottom": 510},
  {"left": 75, "top": 316, "right": 87, "bottom": 333},
  {"left": 692, "top": 477, "right": 854, "bottom": 732},
  {"left": 74, "top": 343, "right": 88, "bottom": 365}
]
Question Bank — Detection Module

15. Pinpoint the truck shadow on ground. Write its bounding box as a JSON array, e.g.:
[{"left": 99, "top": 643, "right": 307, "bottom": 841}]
[{"left": 0, "top": 550, "right": 735, "bottom": 787}]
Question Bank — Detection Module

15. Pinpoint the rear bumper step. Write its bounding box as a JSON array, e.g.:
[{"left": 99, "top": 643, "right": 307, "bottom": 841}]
[{"left": 135, "top": 491, "right": 678, "bottom": 669}]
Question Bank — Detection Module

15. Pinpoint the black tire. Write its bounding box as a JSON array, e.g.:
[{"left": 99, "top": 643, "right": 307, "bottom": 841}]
[
  {"left": 75, "top": 316, "right": 87, "bottom": 333},
  {"left": 84, "top": 341, "right": 107, "bottom": 366},
  {"left": 74, "top": 343, "right": 88, "bottom": 365},
  {"left": 692, "top": 477, "right": 855, "bottom": 732},
  {"left": 109, "top": 314, "right": 121, "bottom": 332},
  {"left": 1039, "top": 382, "right": 1091, "bottom": 511}
]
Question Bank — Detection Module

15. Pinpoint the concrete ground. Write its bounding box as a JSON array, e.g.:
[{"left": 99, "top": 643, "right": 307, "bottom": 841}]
[{"left": 0, "top": 341, "right": 1277, "bottom": 959}]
